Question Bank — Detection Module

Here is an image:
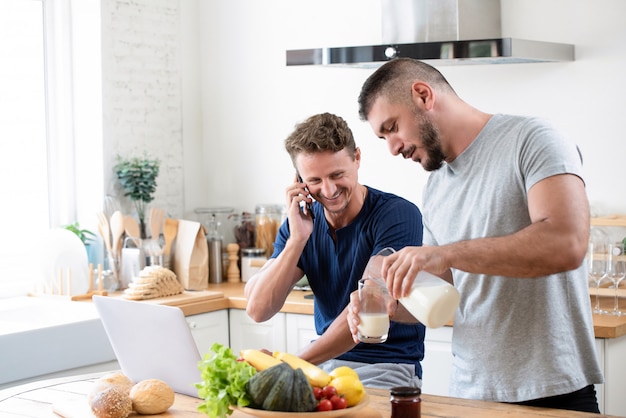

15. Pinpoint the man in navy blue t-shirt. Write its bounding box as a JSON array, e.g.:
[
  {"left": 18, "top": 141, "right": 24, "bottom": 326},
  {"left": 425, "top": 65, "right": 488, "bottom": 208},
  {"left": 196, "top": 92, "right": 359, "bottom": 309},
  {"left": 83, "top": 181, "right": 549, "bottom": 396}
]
[{"left": 245, "top": 112, "right": 425, "bottom": 388}]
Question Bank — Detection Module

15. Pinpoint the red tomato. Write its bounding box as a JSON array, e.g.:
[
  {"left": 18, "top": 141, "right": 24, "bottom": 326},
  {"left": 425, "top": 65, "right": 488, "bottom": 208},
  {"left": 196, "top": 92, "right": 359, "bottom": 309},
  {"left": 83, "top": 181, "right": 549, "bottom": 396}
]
[
  {"left": 330, "top": 395, "right": 347, "bottom": 410},
  {"left": 313, "top": 387, "right": 323, "bottom": 400},
  {"left": 317, "top": 399, "right": 333, "bottom": 411},
  {"left": 321, "top": 385, "right": 337, "bottom": 399}
]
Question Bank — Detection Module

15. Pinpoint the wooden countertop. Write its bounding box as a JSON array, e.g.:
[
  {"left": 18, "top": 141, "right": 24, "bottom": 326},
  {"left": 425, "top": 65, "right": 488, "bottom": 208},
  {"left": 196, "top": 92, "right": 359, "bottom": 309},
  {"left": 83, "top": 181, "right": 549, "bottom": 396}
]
[
  {"left": 207, "top": 281, "right": 315, "bottom": 315},
  {"left": 591, "top": 295, "right": 626, "bottom": 339},
  {"left": 0, "top": 372, "right": 619, "bottom": 418}
]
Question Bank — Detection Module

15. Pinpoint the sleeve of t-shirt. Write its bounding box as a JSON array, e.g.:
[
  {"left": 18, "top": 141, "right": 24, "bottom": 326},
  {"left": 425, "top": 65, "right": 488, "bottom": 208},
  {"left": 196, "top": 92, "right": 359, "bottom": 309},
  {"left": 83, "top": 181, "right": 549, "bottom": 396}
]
[{"left": 518, "top": 118, "right": 584, "bottom": 192}]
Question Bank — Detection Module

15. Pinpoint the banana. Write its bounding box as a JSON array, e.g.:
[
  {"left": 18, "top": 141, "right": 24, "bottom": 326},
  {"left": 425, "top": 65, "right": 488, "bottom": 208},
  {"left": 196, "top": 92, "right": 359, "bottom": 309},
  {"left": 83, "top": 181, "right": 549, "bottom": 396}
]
[
  {"left": 240, "top": 349, "right": 282, "bottom": 371},
  {"left": 273, "top": 351, "right": 331, "bottom": 388}
]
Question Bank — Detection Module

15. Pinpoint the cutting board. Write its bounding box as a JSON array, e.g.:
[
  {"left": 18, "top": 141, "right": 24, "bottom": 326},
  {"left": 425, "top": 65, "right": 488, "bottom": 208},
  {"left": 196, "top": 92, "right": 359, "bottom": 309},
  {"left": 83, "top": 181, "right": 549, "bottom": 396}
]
[{"left": 142, "top": 290, "right": 224, "bottom": 306}]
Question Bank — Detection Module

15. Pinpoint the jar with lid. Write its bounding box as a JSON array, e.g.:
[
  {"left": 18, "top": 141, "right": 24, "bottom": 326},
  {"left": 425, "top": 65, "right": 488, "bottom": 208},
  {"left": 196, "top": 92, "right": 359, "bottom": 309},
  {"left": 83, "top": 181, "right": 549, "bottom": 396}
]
[
  {"left": 390, "top": 386, "right": 421, "bottom": 418},
  {"left": 206, "top": 215, "right": 223, "bottom": 284},
  {"left": 255, "top": 204, "right": 284, "bottom": 259},
  {"left": 241, "top": 247, "right": 267, "bottom": 282}
]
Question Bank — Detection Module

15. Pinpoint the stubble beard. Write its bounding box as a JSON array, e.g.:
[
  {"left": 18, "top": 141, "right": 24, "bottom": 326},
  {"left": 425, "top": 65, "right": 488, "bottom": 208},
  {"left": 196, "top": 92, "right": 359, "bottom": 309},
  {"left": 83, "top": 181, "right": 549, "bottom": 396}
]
[{"left": 416, "top": 112, "right": 446, "bottom": 172}]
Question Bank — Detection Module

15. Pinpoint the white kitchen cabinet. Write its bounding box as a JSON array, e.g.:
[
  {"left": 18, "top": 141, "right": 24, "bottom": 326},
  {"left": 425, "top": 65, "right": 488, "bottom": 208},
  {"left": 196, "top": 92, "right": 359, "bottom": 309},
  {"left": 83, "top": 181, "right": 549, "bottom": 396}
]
[
  {"left": 228, "top": 309, "right": 287, "bottom": 355},
  {"left": 597, "top": 336, "right": 626, "bottom": 416},
  {"left": 420, "top": 326, "right": 453, "bottom": 396},
  {"left": 285, "top": 313, "right": 318, "bottom": 354},
  {"left": 186, "top": 310, "right": 229, "bottom": 356}
]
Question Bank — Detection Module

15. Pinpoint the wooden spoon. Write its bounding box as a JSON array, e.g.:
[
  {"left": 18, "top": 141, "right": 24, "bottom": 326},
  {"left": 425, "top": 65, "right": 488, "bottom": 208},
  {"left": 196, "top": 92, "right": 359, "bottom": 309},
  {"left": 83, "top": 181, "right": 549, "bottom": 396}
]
[
  {"left": 109, "top": 211, "right": 125, "bottom": 256},
  {"left": 97, "top": 211, "right": 112, "bottom": 256},
  {"left": 163, "top": 218, "right": 179, "bottom": 256}
]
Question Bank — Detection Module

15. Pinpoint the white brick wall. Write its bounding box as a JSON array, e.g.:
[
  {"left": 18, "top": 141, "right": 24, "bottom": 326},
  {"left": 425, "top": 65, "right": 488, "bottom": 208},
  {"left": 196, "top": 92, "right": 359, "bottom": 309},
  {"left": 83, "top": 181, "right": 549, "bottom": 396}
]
[{"left": 101, "top": 0, "right": 184, "bottom": 219}]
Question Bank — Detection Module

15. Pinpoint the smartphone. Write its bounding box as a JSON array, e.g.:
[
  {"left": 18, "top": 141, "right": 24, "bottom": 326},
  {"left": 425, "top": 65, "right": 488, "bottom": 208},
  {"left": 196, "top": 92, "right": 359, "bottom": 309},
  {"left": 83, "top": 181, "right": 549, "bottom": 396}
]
[{"left": 297, "top": 173, "right": 315, "bottom": 221}]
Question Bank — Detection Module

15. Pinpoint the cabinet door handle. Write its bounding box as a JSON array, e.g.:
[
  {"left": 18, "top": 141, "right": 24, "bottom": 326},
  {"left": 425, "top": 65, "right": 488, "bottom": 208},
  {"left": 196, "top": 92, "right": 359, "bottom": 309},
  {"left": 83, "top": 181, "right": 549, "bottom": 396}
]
[{"left": 188, "top": 321, "right": 197, "bottom": 329}]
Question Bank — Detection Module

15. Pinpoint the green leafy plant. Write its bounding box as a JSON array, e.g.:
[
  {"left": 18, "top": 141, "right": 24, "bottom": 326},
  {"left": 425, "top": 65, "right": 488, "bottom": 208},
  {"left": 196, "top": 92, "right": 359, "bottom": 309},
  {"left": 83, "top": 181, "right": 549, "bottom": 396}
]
[
  {"left": 196, "top": 343, "right": 256, "bottom": 418},
  {"left": 63, "top": 221, "right": 96, "bottom": 246},
  {"left": 114, "top": 154, "right": 160, "bottom": 238}
]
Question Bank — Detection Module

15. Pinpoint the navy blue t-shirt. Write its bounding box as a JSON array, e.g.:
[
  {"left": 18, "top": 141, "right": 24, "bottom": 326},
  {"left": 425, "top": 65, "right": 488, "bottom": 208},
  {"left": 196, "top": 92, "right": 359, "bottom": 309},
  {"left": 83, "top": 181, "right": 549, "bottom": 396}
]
[{"left": 271, "top": 186, "right": 426, "bottom": 377}]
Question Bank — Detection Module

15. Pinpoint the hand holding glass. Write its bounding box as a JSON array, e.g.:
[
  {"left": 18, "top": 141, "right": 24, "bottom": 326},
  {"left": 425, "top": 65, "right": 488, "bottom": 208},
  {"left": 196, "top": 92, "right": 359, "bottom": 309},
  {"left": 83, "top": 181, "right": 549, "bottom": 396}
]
[{"left": 357, "top": 276, "right": 391, "bottom": 343}]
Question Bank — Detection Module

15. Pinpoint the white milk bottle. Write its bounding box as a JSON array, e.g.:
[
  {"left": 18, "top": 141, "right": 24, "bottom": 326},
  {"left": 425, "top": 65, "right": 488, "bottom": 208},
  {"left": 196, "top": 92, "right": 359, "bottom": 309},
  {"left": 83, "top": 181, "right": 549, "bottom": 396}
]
[{"left": 399, "top": 271, "right": 460, "bottom": 328}]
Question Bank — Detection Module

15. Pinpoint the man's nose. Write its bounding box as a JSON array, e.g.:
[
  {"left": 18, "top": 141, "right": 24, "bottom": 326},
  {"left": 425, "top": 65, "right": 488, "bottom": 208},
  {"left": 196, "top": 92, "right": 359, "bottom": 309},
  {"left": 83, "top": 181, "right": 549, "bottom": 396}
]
[
  {"left": 386, "top": 134, "right": 403, "bottom": 156},
  {"left": 320, "top": 179, "right": 338, "bottom": 198}
]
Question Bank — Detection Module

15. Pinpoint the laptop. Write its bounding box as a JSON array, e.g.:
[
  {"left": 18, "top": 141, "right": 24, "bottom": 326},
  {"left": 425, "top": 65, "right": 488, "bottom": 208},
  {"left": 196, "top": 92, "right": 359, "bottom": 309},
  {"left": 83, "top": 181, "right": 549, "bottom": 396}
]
[{"left": 93, "top": 295, "right": 202, "bottom": 398}]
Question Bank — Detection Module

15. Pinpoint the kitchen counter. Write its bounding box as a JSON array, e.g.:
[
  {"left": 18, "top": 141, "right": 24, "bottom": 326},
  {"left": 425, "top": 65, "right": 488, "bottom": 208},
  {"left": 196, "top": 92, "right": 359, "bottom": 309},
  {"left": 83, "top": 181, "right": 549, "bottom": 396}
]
[
  {"left": 106, "top": 282, "right": 315, "bottom": 316},
  {"left": 0, "top": 372, "right": 620, "bottom": 418},
  {"left": 207, "top": 281, "right": 315, "bottom": 315},
  {"left": 592, "top": 303, "right": 626, "bottom": 338}
]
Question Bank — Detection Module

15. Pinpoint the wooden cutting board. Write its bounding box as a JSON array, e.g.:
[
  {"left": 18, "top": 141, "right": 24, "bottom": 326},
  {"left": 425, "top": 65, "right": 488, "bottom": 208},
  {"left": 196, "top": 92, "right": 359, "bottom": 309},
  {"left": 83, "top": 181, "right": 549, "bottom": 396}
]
[{"left": 140, "top": 290, "right": 224, "bottom": 306}]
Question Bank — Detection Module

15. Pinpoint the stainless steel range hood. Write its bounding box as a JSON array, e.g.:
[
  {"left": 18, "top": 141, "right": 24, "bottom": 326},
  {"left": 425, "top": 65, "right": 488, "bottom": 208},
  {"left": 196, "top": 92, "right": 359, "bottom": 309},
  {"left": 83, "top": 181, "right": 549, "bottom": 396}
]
[{"left": 286, "top": 0, "right": 574, "bottom": 67}]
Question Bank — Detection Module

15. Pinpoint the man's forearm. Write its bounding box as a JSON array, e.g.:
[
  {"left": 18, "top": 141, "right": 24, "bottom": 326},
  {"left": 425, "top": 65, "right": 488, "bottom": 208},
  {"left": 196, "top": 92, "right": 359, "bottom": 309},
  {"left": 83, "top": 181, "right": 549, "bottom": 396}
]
[{"left": 298, "top": 308, "right": 357, "bottom": 365}]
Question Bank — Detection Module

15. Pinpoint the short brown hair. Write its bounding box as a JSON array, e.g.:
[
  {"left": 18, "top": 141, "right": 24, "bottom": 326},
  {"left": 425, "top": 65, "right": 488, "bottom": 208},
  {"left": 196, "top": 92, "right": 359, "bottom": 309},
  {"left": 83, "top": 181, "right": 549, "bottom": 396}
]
[
  {"left": 284, "top": 113, "right": 357, "bottom": 166},
  {"left": 358, "top": 58, "right": 455, "bottom": 121}
]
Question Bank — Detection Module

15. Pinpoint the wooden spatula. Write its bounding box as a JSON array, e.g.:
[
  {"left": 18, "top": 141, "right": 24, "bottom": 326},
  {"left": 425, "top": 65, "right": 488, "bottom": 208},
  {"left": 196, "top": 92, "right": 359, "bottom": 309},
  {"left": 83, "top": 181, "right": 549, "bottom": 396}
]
[
  {"left": 163, "top": 218, "right": 179, "bottom": 256},
  {"left": 123, "top": 215, "right": 140, "bottom": 239},
  {"left": 149, "top": 207, "right": 164, "bottom": 239}
]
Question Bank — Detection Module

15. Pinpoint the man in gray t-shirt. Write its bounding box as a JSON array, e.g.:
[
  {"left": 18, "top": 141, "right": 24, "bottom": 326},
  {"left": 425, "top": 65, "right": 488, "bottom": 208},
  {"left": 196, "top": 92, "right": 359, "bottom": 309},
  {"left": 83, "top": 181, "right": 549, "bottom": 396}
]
[{"left": 347, "top": 58, "right": 603, "bottom": 414}]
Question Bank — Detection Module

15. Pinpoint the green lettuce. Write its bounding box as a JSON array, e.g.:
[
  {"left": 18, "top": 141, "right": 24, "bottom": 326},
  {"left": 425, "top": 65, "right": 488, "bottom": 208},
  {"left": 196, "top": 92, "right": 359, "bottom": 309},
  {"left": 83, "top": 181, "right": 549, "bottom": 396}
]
[{"left": 196, "top": 343, "right": 256, "bottom": 417}]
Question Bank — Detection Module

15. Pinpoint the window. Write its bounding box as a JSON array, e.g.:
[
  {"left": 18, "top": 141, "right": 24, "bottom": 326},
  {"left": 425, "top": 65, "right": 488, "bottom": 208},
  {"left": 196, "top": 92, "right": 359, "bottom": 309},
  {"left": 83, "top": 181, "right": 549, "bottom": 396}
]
[
  {"left": 0, "top": 0, "right": 49, "bottom": 296},
  {"left": 0, "top": 0, "right": 103, "bottom": 298}
]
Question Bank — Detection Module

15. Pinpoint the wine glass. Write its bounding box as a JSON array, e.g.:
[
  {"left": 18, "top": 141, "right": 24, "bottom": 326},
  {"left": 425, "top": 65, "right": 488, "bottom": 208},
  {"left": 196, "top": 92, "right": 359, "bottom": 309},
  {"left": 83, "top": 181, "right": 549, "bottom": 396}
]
[
  {"left": 587, "top": 240, "right": 609, "bottom": 314},
  {"left": 606, "top": 243, "right": 626, "bottom": 316}
]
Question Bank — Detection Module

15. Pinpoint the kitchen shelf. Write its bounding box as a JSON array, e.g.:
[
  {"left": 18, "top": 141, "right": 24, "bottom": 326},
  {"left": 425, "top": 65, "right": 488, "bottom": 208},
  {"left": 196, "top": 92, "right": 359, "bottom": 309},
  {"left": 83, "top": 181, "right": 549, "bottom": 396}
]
[
  {"left": 589, "top": 286, "right": 626, "bottom": 298},
  {"left": 591, "top": 215, "right": 626, "bottom": 227}
]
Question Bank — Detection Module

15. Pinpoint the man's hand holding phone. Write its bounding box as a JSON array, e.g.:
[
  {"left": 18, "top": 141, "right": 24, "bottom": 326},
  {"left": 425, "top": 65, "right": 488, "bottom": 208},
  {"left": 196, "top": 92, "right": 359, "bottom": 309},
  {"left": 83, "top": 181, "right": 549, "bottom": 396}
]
[{"left": 297, "top": 173, "right": 315, "bottom": 221}]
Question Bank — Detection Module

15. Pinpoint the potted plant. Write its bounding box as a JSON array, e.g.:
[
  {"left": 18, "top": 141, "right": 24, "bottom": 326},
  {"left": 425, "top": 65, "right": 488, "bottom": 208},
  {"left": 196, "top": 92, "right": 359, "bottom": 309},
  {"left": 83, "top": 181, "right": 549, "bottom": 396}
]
[
  {"left": 64, "top": 221, "right": 96, "bottom": 245},
  {"left": 114, "top": 154, "right": 161, "bottom": 238}
]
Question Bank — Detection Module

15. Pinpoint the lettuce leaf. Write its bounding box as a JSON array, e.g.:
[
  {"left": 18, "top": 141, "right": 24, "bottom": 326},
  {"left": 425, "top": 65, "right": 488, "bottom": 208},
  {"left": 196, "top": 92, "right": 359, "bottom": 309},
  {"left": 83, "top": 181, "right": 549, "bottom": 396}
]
[{"left": 196, "top": 342, "right": 256, "bottom": 417}]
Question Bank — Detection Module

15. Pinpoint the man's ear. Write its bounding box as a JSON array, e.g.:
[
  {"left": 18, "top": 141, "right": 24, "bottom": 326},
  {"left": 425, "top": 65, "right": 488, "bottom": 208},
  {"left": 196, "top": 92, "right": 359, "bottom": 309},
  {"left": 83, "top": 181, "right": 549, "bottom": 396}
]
[{"left": 411, "top": 81, "right": 435, "bottom": 111}]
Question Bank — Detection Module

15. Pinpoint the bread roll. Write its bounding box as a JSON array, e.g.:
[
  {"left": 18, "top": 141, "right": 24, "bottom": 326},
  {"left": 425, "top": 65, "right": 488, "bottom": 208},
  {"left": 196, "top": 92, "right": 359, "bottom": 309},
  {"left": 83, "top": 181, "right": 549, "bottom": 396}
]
[
  {"left": 88, "top": 372, "right": 134, "bottom": 403},
  {"left": 130, "top": 379, "right": 175, "bottom": 414},
  {"left": 90, "top": 386, "right": 132, "bottom": 418}
]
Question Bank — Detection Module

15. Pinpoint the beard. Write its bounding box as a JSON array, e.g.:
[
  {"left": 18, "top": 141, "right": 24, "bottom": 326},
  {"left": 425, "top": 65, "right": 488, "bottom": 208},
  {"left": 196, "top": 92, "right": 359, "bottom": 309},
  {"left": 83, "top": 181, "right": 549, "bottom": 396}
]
[{"left": 415, "top": 111, "right": 446, "bottom": 172}]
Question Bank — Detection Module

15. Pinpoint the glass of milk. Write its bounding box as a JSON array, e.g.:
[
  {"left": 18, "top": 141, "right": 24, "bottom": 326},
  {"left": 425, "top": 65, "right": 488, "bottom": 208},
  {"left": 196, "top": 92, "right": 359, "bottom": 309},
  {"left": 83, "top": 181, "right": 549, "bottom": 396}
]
[{"left": 357, "top": 276, "right": 391, "bottom": 343}]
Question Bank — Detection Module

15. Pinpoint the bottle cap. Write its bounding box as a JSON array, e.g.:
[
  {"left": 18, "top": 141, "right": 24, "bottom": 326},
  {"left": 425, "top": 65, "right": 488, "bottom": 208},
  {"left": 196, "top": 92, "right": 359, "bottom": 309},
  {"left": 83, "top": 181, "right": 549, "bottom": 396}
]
[{"left": 390, "top": 386, "right": 421, "bottom": 397}]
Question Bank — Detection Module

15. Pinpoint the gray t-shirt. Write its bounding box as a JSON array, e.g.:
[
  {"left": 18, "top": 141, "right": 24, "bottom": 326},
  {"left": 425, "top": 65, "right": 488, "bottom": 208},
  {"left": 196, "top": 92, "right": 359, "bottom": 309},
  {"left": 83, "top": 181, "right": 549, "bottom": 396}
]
[{"left": 423, "top": 114, "right": 603, "bottom": 402}]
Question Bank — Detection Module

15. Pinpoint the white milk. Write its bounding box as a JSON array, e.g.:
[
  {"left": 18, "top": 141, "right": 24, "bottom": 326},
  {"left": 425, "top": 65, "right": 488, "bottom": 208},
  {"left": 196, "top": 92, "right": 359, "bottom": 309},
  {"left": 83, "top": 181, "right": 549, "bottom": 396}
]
[
  {"left": 357, "top": 312, "right": 390, "bottom": 343},
  {"left": 399, "top": 271, "right": 460, "bottom": 328}
]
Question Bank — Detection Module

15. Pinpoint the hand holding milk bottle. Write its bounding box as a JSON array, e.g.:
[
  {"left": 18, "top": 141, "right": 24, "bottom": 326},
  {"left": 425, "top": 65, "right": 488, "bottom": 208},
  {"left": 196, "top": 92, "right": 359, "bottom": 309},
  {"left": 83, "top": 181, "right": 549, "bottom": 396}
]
[{"left": 358, "top": 247, "right": 460, "bottom": 340}]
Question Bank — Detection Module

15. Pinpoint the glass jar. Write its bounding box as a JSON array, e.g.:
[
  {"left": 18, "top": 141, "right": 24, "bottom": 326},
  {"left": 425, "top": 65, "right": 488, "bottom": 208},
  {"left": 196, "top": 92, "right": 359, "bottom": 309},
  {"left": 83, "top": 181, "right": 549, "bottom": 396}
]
[
  {"left": 255, "top": 204, "right": 283, "bottom": 259},
  {"left": 241, "top": 247, "right": 267, "bottom": 282},
  {"left": 390, "top": 386, "right": 421, "bottom": 418}
]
